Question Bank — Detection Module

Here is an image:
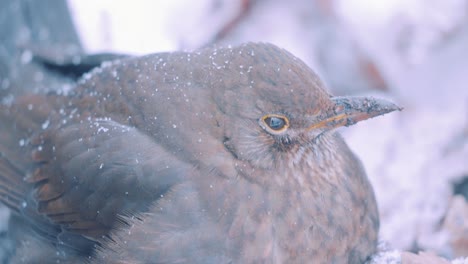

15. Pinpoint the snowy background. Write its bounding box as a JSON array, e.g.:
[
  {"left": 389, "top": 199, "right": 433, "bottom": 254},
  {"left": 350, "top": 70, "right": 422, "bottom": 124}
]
[{"left": 67, "top": 0, "right": 468, "bottom": 260}]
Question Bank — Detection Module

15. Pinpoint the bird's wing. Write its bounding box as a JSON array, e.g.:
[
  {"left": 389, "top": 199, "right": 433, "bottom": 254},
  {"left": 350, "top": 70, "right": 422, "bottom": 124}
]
[
  {"left": 0, "top": 96, "right": 189, "bottom": 254},
  {"left": 33, "top": 52, "right": 132, "bottom": 80}
]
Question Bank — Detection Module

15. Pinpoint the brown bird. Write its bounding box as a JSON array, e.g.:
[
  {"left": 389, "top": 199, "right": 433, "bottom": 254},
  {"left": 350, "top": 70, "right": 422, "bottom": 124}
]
[{"left": 0, "top": 43, "right": 399, "bottom": 263}]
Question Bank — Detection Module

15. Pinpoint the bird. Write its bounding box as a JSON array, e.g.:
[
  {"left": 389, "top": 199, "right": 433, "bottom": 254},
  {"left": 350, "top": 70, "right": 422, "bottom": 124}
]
[{"left": 0, "top": 43, "right": 400, "bottom": 263}]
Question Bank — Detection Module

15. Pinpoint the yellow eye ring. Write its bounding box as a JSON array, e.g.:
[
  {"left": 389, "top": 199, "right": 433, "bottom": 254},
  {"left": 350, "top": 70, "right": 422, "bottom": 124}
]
[{"left": 260, "top": 114, "right": 290, "bottom": 133}]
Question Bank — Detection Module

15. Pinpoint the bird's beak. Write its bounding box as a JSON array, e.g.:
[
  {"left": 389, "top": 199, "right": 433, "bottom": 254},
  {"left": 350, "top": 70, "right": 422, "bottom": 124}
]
[{"left": 307, "top": 96, "right": 402, "bottom": 131}]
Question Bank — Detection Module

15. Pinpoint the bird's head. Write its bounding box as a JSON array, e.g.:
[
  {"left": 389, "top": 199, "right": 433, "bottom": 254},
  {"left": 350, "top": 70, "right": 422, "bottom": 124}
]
[{"left": 210, "top": 43, "right": 401, "bottom": 171}]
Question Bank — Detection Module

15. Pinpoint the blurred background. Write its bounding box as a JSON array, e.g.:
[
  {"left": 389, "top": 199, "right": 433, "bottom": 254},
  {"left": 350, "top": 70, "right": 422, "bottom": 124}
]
[{"left": 1, "top": 0, "right": 467, "bottom": 262}]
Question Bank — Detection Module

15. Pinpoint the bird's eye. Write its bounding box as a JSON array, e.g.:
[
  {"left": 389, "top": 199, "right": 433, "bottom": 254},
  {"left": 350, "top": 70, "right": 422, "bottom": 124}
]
[{"left": 260, "top": 114, "right": 290, "bottom": 133}]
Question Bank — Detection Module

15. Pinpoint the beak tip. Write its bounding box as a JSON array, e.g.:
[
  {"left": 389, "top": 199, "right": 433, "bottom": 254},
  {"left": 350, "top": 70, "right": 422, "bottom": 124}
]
[
  {"left": 365, "top": 97, "right": 402, "bottom": 120},
  {"left": 383, "top": 102, "right": 401, "bottom": 110},
  {"left": 329, "top": 96, "right": 402, "bottom": 128},
  {"left": 378, "top": 99, "right": 403, "bottom": 115}
]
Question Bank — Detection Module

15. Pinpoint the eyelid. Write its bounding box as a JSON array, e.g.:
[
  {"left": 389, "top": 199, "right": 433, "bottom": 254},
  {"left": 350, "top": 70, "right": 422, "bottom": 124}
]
[{"left": 260, "top": 114, "right": 290, "bottom": 133}]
